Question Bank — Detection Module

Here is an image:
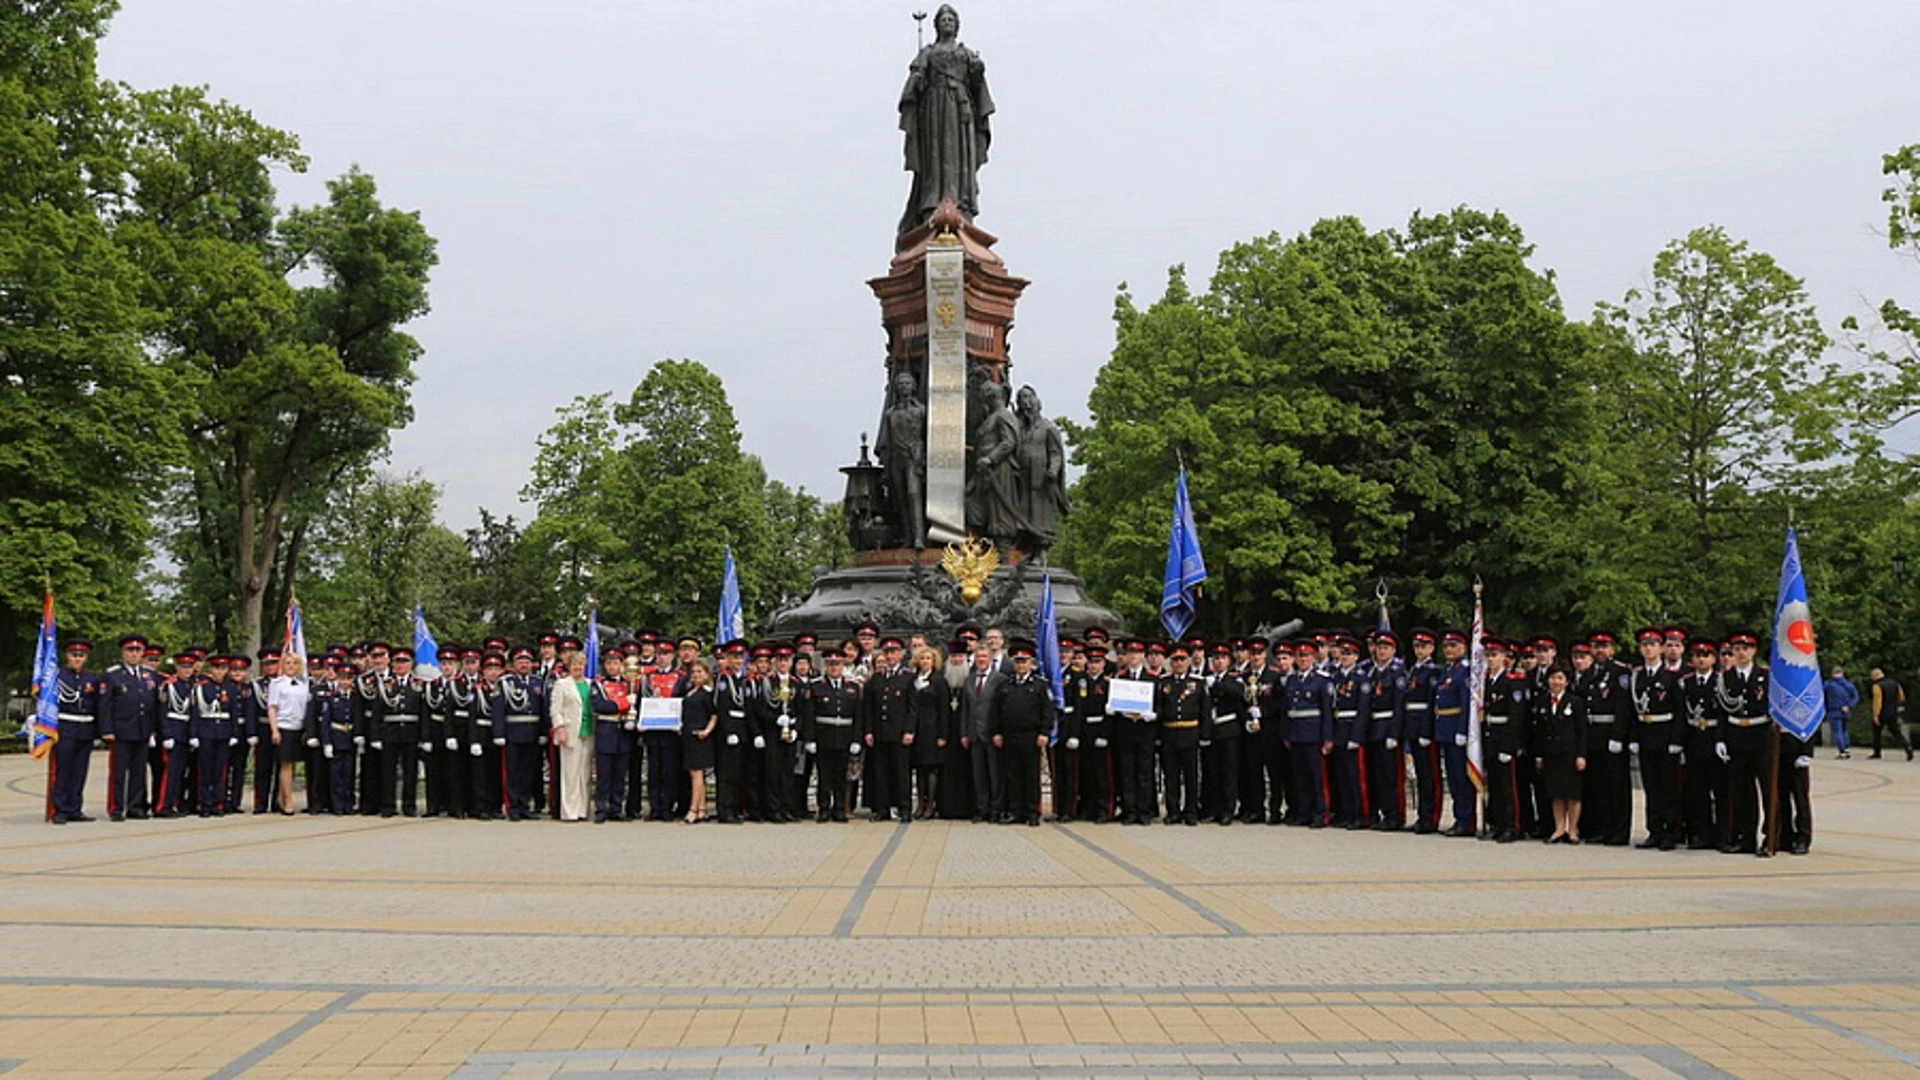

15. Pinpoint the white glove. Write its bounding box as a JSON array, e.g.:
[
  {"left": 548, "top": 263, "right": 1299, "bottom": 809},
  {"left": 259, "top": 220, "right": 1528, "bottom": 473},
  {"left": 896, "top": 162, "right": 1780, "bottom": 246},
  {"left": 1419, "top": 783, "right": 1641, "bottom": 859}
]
[
  {"left": 493, "top": 737, "right": 506, "bottom": 747},
  {"left": 1385, "top": 737, "right": 1399, "bottom": 750},
  {"left": 538, "top": 735, "right": 548, "bottom": 746},
  {"left": 726, "top": 734, "right": 740, "bottom": 746},
  {"left": 1668, "top": 743, "right": 1682, "bottom": 755},
  {"left": 1094, "top": 737, "right": 1108, "bottom": 748},
  {"left": 147, "top": 734, "right": 156, "bottom": 747},
  {"left": 248, "top": 736, "right": 258, "bottom": 746},
  {"left": 848, "top": 742, "right": 861, "bottom": 755},
  {"left": 306, "top": 737, "right": 319, "bottom": 748},
  {"left": 420, "top": 742, "right": 432, "bottom": 753},
  {"left": 1200, "top": 739, "right": 1212, "bottom": 748},
  {"left": 1607, "top": 739, "right": 1623, "bottom": 754},
  {"left": 355, "top": 735, "right": 365, "bottom": 748},
  {"left": 164, "top": 738, "right": 177, "bottom": 750},
  {"left": 228, "top": 736, "right": 238, "bottom": 746},
  {"left": 470, "top": 743, "right": 483, "bottom": 757},
  {"left": 1629, "top": 742, "right": 1640, "bottom": 754},
  {"left": 1066, "top": 737, "right": 1080, "bottom": 749},
  {"left": 1715, "top": 742, "right": 1730, "bottom": 763},
  {"left": 446, "top": 738, "right": 458, "bottom": 750},
  {"left": 804, "top": 741, "right": 818, "bottom": 754},
  {"left": 1248, "top": 706, "right": 1262, "bottom": 720},
  {"left": 372, "top": 740, "right": 383, "bottom": 751},
  {"left": 1417, "top": 737, "right": 1431, "bottom": 747},
  {"left": 1795, "top": 755, "right": 1811, "bottom": 768},
  {"left": 1142, "top": 711, "right": 1157, "bottom": 722},
  {"left": 1498, "top": 752, "right": 1513, "bottom": 763},
  {"left": 1346, "top": 740, "right": 1359, "bottom": 751},
  {"left": 323, "top": 744, "right": 335, "bottom": 759},
  {"left": 1454, "top": 733, "right": 1467, "bottom": 747},
  {"left": 753, "top": 735, "right": 766, "bottom": 749},
  {"left": 1246, "top": 719, "right": 1260, "bottom": 734}
]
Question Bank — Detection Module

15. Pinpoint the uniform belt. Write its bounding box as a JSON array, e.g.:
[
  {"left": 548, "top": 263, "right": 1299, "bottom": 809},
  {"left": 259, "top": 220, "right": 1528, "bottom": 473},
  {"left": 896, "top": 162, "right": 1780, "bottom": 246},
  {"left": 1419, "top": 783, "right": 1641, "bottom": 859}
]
[
  {"left": 200, "top": 712, "right": 229, "bottom": 720},
  {"left": 167, "top": 712, "right": 190, "bottom": 722},
  {"left": 815, "top": 716, "right": 853, "bottom": 727},
  {"left": 1288, "top": 709, "right": 1320, "bottom": 718},
  {"left": 506, "top": 715, "right": 539, "bottom": 724},
  {"left": 1639, "top": 713, "right": 1674, "bottom": 723},
  {"left": 1164, "top": 720, "right": 1199, "bottom": 729},
  {"left": 1334, "top": 710, "right": 1358, "bottom": 719},
  {"left": 57, "top": 712, "right": 95, "bottom": 722},
  {"left": 1486, "top": 717, "right": 1508, "bottom": 725},
  {"left": 331, "top": 723, "right": 354, "bottom": 733},
  {"left": 1369, "top": 710, "right": 1395, "bottom": 719},
  {"left": 1590, "top": 717, "right": 1615, "bottom": 724},
  {"left": 1406, "top": 703, "right": 1430, "bottom": 711},
  {"left": 1436, "top": 707, "right": 1462, "bottom": 716},
  {"left": 1690, "top": 719, "right": 1715, "bottom": 729},
  {"left": 1727, "top": 715, "right": 1769, "bottom": 727}
]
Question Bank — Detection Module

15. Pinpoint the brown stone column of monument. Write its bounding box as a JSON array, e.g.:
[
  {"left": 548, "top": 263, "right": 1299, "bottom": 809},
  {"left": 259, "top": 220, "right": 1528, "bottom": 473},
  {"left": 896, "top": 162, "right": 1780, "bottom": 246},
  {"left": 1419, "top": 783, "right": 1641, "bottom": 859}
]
[{"left": 869, "top": 201, "right": 1029, "bottom": 544}]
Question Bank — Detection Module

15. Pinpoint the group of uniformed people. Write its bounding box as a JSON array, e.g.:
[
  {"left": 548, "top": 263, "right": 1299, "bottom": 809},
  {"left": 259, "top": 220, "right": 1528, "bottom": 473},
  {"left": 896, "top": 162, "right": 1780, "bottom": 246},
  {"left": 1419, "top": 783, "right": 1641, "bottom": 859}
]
[{"left": 40, "top": 621, "right": 1813, "bottom": 855}]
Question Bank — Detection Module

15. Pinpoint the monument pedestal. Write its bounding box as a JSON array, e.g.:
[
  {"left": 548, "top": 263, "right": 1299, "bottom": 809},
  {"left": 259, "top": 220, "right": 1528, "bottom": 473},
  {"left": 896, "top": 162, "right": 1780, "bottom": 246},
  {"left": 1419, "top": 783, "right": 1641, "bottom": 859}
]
[{"left": 766, "top": 558, "right": 1123, "bottom": 641}]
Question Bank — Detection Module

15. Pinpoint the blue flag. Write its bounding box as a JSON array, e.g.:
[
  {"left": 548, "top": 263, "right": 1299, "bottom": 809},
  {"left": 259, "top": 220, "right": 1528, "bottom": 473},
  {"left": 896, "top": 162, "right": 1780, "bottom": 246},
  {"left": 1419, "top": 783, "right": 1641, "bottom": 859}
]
[
  {"left": 717, "top": 546, "right": 746, "bottom": 646},
  {"left": 285, "top": 596, "right": 307, "bottom": 685},
  {"left": 586, "top": 605, "right": 601, "bottom": 680},
  {"left": 1769, "top": 526, "right": 1825, "bottom": 741},
  {"left": 413, "top": 606, "right": 441, "bottom": 677},
  {"left": 1037, "top": 573, "right": 1065, "bottom": 730},
  {"left": 1160, "top": 467, "right": 1207, "bottom": 640},
  {"left": 25, "top": 586, "right": 58, "bottom": 759}
]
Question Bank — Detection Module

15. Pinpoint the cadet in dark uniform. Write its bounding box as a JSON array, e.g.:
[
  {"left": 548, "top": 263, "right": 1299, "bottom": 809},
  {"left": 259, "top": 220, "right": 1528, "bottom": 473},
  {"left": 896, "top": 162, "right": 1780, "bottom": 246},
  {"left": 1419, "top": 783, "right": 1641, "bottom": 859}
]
[
  {"left": 320, "top": 663, "right": 360, "bottom": 814},
  {"left": 756, "top": 644, "right": 803, "bottom": 823},
  {"left": 1778, "top": 716, "right": 1814, "bottom": 855},
  {"left": 1714, "top": 630, "right": 1774, "bottom": 856},
  {"left": 1283, "top": 641, "right": 1333, "bottom": 827},
  {"left": 991, "top": 640, "right": 1055, "bottom": 827},
  {"left": 1482, "top": 638, "right": 1530, "bottom": 842},
  {"left": 1403, "top": 629, "right": 1442, "bottom": 833},
  {"left": 191, "top": 657, "right": 240, "bottom": 816},
  {"left": 1071, "top": 645, "right": 1113, "bottom": 822},
  {"left": 1049, "top": 641, "right": 1084, "bottom": 822},
  {"left": 439, "top": 649, "right": 481, "bottom": 818},
  {"left": 1530, "top": 663, "right": 1588, "bottom": 843},
  {"left": 102, "top": 635, "right": 159, "bottom": 820},
  {"left": 495, "top": 645, "right": 547, "bottom": 820},
  {"left": 354, "top": 642, "right": 389, "bottom": 815},
  {"left": 1364, "top": 631, "right": 1407, "bottom": 830},
  {"left": 1678, "top": 640, "right": 1726, "bottom": 849},
  {"left": 1434, "top": 630, "right": 1476, "bottom": 837},
  {"left": 50, "top": 639, "right": 103, "bottom": 824},
  {"left": 1249, "top": 641, "right": 1290, "bottom": 824},
  {"left": 156, "top": 651, "right": 198, "bottom": 817},
  {"left": 858, "top": 637, "right": 914, "bottom": 822},
  {"left": 472, "top": 652, "right": 507, "bottom": 819},
  {"left": 420, "top": 651, "right": 454, "bottom": 817},
  {"left": 1155, "top": 643, "right": 1208, "bottom": 826},
  {"left": 1328, "top": 635, "right": 1370, "bottom": 829},
  {"left": 1109, "top": 639, "right": 1158, "bottom": 826},
  {"left": 1202, "top": 643, "right": 1250, "bottom": 826},
  {"left": 712, "top": 641, "right": 753, "bottom": 824},
  {"left": 803, "top": 652, "right": 861, "bottom": 822},
  {"left": 593, "top": 651, "right": 637, "bottom": 823},
  {"left": 1630, "top": 627, "right": 1683, "bottom": 850},
  {"left": 1575, "top": 633, "right": 1633, "bottom": 846}
]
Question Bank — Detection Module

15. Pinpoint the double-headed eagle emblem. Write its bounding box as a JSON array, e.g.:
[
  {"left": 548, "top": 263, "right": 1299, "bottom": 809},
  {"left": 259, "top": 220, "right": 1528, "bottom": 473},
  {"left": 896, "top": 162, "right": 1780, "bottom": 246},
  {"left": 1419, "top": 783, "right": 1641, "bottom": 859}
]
[{"left": 940, "top": 537, "right": 999, "bottom": 605}]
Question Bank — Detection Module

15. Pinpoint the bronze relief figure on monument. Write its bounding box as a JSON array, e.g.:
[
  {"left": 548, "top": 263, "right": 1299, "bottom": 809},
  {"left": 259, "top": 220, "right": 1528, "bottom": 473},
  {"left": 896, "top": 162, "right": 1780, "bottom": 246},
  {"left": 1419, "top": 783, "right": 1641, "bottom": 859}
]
[{"left": 764, "top": 6, "right": 1124, "bottom": 641}]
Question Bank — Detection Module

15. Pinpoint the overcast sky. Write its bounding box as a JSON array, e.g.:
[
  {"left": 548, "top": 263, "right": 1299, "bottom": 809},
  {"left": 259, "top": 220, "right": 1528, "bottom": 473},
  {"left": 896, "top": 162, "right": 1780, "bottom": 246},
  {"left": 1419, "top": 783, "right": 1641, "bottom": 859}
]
[{"left": 98, "top": 1, "right": 1920, "bottom": 530}]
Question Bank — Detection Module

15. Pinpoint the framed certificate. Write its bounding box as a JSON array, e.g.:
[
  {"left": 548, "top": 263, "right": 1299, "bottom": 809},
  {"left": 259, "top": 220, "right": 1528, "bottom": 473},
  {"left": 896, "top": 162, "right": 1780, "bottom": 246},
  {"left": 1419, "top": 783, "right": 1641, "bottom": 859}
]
[
  {"left": 639, "top": 697, "right": 683, "bottom": 731},
  {"left": 1108, "top": 678, "right": 1156, "bottom": 715}
]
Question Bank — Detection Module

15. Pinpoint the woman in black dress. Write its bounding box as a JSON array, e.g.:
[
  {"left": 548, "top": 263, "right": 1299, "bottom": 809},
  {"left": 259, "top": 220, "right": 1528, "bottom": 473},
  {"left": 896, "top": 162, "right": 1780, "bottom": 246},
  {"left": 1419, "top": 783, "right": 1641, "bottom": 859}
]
[
  {"left": 908, "top": 645, "right": 952, "bottom": 819},
  {"left": 1531, "top": 664, "right": 1589, "bottom": 844},
  {"left": 681, "top": 659, "right": 717, "bottom": 824}
]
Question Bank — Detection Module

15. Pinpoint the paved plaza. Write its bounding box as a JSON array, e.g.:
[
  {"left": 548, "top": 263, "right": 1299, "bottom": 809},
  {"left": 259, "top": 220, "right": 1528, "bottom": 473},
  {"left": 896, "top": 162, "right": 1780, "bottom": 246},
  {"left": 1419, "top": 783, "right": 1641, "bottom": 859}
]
[{"left": 1, "top": 754, "right": 1916, "bottom": 1079}]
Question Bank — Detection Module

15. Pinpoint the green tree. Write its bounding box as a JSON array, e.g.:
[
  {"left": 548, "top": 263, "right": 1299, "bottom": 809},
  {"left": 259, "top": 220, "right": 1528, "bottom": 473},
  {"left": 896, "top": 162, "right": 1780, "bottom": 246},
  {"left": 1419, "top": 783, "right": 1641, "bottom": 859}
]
[
  {"left": 0, "top": 0, "right": 176, "bottom": 684},
  {"left": 1064, "top": 210, "right": 1609, "bottom": 637},
  {"left": 1595, "top": 226, "right": 1863, "bottom": 628},
  {"left": 299, "top": 471, "right": 451, "bottom": 647},
  {"left": 118, "top": 85, "right": 437, "bottom": 655}
]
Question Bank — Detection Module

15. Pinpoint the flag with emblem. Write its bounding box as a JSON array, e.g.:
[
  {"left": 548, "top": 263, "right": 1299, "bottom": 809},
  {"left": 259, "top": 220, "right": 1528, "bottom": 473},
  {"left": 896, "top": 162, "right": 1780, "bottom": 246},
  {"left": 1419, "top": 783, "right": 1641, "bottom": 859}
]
[
  {"left": 1160, "top": 466, "right": 1207, "bottom": 640},
  {"left": 1769, "top": 527, "right": 1824, "bottom": 740},
  {"left": 717, "top": 547, "right": 746, "bottom": 646},
  {"left": 1037, "top": 572, "right": 1065, "bottom": 733},
  {"left": 24, "top": 583, "right": 59, "bottom": 759},
  {"left": 1466, "top": 587, "right": 1487, "bottom": 792},
  {"left": 413, "top": 606, "right": 441, "bottom": 678},
  {"left": 284, "top": 594, "right": 307, "bottom": 685}
]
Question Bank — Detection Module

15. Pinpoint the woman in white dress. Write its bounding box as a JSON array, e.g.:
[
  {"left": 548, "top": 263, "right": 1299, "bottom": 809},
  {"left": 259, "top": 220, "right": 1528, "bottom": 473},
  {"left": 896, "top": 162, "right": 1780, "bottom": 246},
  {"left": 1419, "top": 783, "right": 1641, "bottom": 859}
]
[{"left": 548, "top": 651, "right": 595, "bottom": 822}]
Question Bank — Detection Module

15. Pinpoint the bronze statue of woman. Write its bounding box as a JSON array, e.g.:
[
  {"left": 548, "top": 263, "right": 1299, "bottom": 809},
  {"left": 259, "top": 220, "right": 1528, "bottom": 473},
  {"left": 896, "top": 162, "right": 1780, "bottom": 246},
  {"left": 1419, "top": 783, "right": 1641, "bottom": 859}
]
[{"left": 897, "top": 4, "right": 994, "bottom": 236}]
